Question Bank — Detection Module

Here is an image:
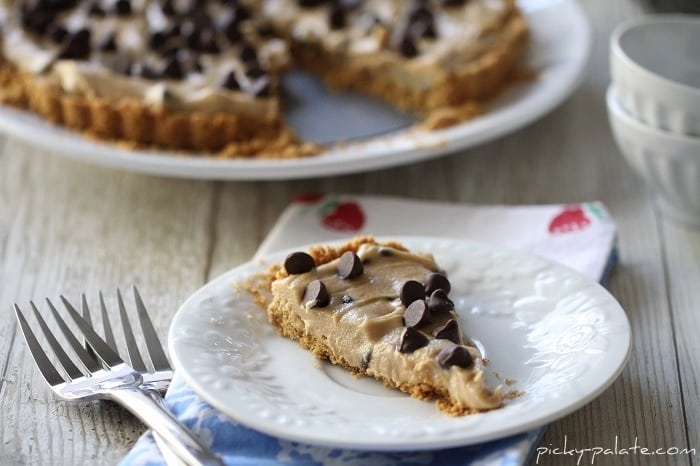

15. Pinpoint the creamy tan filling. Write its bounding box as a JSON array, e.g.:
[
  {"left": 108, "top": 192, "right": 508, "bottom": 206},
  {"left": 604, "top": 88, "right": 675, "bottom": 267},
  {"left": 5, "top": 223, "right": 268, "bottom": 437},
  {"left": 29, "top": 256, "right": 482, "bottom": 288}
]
[{"left": 273, "top": 244, "right": 502, "bottom": 411}]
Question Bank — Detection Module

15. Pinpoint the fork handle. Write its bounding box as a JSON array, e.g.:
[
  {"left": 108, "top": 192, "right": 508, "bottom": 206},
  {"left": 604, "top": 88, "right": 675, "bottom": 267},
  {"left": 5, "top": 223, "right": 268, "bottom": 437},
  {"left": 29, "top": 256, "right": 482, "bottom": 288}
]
[{"left": 108, "top": 386, "right": 224, "bottom": 466}]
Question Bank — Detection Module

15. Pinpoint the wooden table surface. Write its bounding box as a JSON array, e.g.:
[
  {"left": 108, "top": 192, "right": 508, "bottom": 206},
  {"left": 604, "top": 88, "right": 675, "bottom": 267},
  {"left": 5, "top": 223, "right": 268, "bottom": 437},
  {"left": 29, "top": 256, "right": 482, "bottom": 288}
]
[{"left": 1, "top": 1, "right": 698, "bottom": 464}]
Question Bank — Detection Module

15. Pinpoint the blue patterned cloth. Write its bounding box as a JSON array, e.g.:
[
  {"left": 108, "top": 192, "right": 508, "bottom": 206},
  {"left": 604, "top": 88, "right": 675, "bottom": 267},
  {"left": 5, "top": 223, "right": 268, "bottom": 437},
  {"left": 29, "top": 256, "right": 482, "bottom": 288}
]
[{"left": 120, "top": 376, "right": 546, "bottom": 466}]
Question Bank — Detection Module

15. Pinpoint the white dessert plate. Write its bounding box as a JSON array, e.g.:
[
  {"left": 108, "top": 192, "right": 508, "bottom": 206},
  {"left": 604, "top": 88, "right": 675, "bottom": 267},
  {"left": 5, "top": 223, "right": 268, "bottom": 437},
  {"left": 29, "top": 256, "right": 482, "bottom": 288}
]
[
  {"left": 169, "top": 237, "right": 631, "bottom": 450},
  {"left": 0, "top": 0, "right": 590, "bottom": 180}
]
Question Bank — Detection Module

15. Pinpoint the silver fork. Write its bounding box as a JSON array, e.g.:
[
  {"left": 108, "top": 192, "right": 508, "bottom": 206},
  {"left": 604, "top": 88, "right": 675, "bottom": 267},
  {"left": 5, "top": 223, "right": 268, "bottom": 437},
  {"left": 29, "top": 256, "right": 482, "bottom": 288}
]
[
  {"left": 14, "top": 297, "right": 224, "bottom": 466},
  {"left": 79, "top": 288, "right": 172, "bottom": 395},
  {"left": 78, "top": 288, "right": 183, "bottom": 465}
]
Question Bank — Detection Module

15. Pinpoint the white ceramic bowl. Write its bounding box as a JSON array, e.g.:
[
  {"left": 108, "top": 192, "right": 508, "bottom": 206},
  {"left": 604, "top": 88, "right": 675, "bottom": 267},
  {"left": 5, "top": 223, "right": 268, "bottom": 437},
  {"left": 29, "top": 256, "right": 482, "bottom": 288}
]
[
  {"left": 607, "top": 86, "right": 700, "bottom": 227},
  {"left": 610, "top": 15, "right": 700, "bottom": 136}
]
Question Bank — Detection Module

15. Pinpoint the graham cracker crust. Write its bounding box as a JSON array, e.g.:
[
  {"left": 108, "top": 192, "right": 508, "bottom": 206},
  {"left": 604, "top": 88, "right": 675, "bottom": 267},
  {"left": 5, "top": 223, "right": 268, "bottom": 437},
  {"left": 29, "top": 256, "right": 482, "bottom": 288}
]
[{"left": 0, "top": 56, "right": 322, "bottom": 158}]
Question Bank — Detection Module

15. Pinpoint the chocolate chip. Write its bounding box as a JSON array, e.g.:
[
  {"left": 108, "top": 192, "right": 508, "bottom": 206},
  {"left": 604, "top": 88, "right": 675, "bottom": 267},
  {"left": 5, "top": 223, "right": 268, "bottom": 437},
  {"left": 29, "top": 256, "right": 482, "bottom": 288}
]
[
  {"left": 298, "top": 0, "right": 329, "bottom": 7},
  {"left": 253, "top": 79, "right": 272, "bottom": 98},
  {"left": 303, "top": 280, "right": 329, "bottom": 308},
  {"left": 192, "top": 11, "right": 214, "bottom": 30},
  {"left": 115, "top": 0, "right": 131, "bottom": 16},
  {"left": 427, "top": 289, "right": 454, "bottom": 313},
  {"left": 198, "top": 30, "right": 220, "bottom": 54},
  {"left": 398, "top": 327, "right": 430, "bottom": 353},
  {"left": 409, "top": 6, "right": 432, "bottom": 22},
  {"left": 338, "top": 251, "right": 363, "bottom": 279},
  {"left": 225, "top": 20, "right": 243, "bottom": 43},
  {"left": 240, "top": 44, "right": 258, "bottom": 65},
  {"left": 425, "top": 272, "right": 451, "bottom": 295},
  {"left": 192, "top": 58, "right": 204, "bottom": 72},
  {"left": 284, "top": 251, "right": 315, "bottom": 274},
  {"left": 442, "top": 0, "right": 468, "bottom": 6},
  {"left": 257, "top": 22, "right": 275, "bottom": 38},
  {"left": 329, "top": 6, "right": 346, "bottom": 29},
  {"left": 437, "top": 345, "right": 473, "bottom": 369},
  {"left": 400, "top": 280, "right": 425, "bottom": 306},
  {"left": 186, "top": 30, "right": 201, "bottom": 49},
  {"left": 404, "top": 300, "right": 432, "bottom": 328},
  {"left": 341, "top": 294, "right": 353, "bottom": 304},
  {"left": 433, "top": 319, "right": 460, "bottom": 344},
  {"left": 246, "top": 65, "right": 266, "bottom": 80},
  {"left": 99, "top": 33, "right": 117, "bottom": 52},
  {"left": 150, "top": 31, "right": 167, "bottom": 49},
  {"left": 398, "top": 36, "right": 418, "bottom": 58},
  {"left": 48, "top": 24, "right": 68, "bottom": 43},
  {"left": 89, "top": 2, "right": 106, "bottom": 16},
  {"left": 162, "top": 57, "right": 184, "bottom": 79},
  {"left": 59, "top": 29, "right": 91, "bottom": 60},
  {"left": 167, "top": 24, "right": 182, "bottom": 37},
  {"left": 161, "top": 0, "right": 176, "bottom": 16},
  {"left": 230, "top": 5, "right": 251, "bottom": 23},
  {"left": 139, "top": 64, "right": 159, "bottom": 80},
  {"left": 411, "top": 18, "right": 437, "bottom": 39},
  {"left": 221, "top": 71, "right": 241, "bottom": 90},
  {"left": 22, "top": 11, "right": 52, "bottom": 34}
]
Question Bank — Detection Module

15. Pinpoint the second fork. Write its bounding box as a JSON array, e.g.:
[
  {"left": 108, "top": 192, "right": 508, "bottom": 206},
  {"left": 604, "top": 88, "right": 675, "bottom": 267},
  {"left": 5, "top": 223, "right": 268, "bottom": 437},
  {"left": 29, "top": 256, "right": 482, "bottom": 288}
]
[{"left": 15, "top": 296, "right": 223, "bottom": 466}]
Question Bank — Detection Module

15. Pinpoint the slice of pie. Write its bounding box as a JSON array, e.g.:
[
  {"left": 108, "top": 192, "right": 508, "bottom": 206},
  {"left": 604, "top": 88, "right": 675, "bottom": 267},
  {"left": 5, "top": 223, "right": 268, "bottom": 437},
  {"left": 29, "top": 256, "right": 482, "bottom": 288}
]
[{"left": 267, "top": 236, "right": 503, "bottom": 415}]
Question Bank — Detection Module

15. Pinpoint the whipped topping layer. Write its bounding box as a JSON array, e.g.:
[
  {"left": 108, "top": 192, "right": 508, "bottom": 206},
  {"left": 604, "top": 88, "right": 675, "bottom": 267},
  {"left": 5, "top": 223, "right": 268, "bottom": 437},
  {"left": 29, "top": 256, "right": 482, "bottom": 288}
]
[{"left": 263, "top": 0, "right": 511, "bottom": 63}]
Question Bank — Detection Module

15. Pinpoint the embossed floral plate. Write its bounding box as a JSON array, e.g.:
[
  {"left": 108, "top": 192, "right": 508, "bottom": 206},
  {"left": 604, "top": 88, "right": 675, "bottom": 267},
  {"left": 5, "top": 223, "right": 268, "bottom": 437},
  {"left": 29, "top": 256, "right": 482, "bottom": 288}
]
[{"left": 169, "top": 237, "right": 630, "bottom": 450}]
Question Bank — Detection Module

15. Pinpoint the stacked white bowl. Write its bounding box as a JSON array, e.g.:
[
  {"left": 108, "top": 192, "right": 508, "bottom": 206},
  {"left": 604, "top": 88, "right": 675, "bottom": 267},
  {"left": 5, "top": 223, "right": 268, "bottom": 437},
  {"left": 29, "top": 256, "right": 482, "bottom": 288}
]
[{"left": 608, "top": 15, "right": 700, "bottom": 227}]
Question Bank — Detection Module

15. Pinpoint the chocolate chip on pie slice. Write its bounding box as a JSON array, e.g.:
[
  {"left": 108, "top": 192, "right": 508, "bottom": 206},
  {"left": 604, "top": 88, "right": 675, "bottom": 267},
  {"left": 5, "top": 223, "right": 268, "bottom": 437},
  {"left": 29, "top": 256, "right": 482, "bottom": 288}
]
[{"left": 266, "top": 236, "right": 503, "bottom": 415}]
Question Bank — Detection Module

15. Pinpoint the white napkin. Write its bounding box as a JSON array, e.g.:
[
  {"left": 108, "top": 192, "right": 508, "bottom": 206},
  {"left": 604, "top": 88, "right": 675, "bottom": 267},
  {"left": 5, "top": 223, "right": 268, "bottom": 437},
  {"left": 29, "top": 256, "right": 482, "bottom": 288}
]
[{"left": 256, "top": 194, "right": 617, "bottom": 282}]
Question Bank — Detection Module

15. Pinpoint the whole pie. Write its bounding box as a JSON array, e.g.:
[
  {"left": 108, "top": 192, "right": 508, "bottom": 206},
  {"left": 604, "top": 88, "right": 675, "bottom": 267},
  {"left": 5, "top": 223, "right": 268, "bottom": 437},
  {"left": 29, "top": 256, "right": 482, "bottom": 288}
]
[
  {"left": 0, "top": 0, "right": 528, "bottom": 158},
  {"left": 267, "top": 237, "right": 503, "bottom": 415}
]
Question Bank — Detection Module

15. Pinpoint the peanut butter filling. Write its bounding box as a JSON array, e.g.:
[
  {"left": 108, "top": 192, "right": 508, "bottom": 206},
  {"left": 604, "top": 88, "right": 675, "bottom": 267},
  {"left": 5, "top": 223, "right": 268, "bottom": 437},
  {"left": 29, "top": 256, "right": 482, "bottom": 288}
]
[{"left": 271, "top": 243, "right": 503, "bottom": 413}]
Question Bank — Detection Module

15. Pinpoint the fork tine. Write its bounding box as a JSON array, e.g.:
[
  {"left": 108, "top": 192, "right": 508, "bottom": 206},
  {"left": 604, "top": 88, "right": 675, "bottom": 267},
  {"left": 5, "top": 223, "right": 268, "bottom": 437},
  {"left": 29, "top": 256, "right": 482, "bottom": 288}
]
[
  {"left": 46, "top": 298, "right": 102, "bottom": 373},
  {"left": 81, "top": 294, "right": 97, "bottom": 361},
  {"left": 133, "top": 286, "right": 170, "bottom": 371},
  {"left": 117, "top": 289, "right": 147, "bottom": 373},
  {"left": 14, "top": 305, "right": 66, "bottom": 386},
  {"left": 30, "top": 302, "right": 84, "bottom": 381},
  {"left": 99, "top": 291, "right": 117, "bottom": 351},
  {"left": 57, "top": 296, "right": 123, "bottom": 368}
]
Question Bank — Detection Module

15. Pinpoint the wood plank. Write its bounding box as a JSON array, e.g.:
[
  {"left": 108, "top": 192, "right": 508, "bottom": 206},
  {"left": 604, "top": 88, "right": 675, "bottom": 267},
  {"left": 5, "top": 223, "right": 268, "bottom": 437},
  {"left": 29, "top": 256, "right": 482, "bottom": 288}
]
[
  {"left": 661, "top": 219, "right": 700, "bottom": 466},
  {"left": 0, "top": 143, "right": 215, "bottom": 465},
  {"left": 523, "top": 0, "right": 692, "bottom": 462}
]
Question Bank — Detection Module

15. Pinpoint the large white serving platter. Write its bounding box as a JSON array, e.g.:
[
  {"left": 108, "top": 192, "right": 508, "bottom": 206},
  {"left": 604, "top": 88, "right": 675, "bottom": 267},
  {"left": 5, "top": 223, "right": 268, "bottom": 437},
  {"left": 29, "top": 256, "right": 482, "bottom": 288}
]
[
  {"left": 169, "top": 237, "right": 630, "bottom": 451},
  {"left": 0, "top": 0, "right": 590, "bottom": 180}
]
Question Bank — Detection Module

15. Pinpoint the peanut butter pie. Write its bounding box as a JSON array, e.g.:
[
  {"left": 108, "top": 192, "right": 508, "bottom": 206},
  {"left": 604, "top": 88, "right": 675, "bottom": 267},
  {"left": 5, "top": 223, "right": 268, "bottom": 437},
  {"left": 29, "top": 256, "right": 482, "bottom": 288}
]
[
  {"left": 0, "top": 0, "right": 527, "bottom": 157},
  {"left": 267, "top": 237, "right": 503, "bottom": 415}
]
